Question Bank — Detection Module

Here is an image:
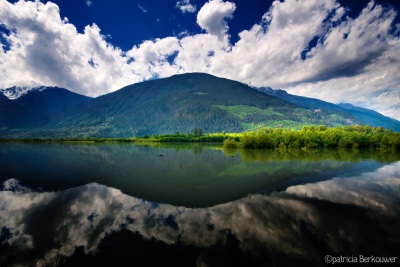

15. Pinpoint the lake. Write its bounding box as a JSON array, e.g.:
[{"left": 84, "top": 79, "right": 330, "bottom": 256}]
[{"left": 0, "top": 142, "right": 399, "bottom": 266}]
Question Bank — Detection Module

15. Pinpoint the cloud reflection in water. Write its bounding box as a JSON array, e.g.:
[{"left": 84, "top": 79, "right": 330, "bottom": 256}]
[{"left": 1, "top": 162, "right": 400, "bottom": 266}]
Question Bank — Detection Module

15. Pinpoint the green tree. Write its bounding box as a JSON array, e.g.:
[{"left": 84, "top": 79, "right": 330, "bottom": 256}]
[{"left": 191, "top": 128, "right": 203, "bottom": 136}]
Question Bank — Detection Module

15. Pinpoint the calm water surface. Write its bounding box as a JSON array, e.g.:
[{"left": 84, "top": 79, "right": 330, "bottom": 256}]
[{"left": 0, "top": 142, "right": 399, "bottom": 266}]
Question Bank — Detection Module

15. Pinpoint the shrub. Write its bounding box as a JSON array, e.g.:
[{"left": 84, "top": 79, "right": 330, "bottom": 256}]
[{"left": 223, "top": 139, "right": 239, "bottom": 149}]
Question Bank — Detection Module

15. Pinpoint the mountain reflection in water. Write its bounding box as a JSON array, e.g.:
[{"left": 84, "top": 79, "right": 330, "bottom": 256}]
[
  {"left": 1, "top": 161, "right": 400, "bottom": 267},
  {"left": 0, "top": 142, "right": 396, "bottom": 207}
]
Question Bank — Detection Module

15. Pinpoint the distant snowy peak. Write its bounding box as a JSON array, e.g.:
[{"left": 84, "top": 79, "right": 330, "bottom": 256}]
[{"left": 0, "top": 86, "right": 52, "bottom": 100}]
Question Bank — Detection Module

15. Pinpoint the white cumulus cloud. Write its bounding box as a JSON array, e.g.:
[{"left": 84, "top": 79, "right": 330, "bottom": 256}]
[
  {"left": 126, "top": 37, "right": 182, "bottom": 79},
  {"left": 0, "top": 0, "right": 141, "bottom": 97},
  {"left": 196, "top": 0, "right": 236, "bottom": 39}
]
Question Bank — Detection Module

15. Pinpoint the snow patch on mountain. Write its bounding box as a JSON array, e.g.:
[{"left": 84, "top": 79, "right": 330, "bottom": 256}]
[{"left": 0, "top": 86, "right": 52, "bottom": 100}]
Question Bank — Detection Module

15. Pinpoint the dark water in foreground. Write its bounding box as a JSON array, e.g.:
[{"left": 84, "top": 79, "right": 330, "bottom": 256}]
[{"left": 0, "top": 142, "right": 399, "bottom": 266}]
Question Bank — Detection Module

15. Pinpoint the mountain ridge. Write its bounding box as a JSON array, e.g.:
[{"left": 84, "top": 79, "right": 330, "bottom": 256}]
[
  {"left": 256, "top": 87, "right": 350, "bottom": 112},
  {"left": 0, "top": 86, "right": 51, "bottom": 100},
  {"left": 0, "top": 87, "right": 92, "bottom": 128},
  {"left": 338, "top": 103, "right": 400, "bottom": 131},
  {"left": 39, "top": 73, "right": 298, "bottom": 137},
  {"left": 1, "top": 73, "right": 399, "bottom": 138},
  {"left": 256, "top": 86, "right": 400, "bottom": 132}
]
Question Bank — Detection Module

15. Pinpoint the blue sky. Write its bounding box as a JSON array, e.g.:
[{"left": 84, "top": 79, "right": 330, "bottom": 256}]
[
  {"left": 26, "top": 0, "right": 275, "bottom": 50},
  {"left": 0, "top": 0, "right": 400, "bottom": 119}
]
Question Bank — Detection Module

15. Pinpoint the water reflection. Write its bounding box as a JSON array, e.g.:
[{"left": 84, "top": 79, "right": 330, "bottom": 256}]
[
  {"left": 232, "top": 147, "right": 400, "bottom": 163},
  {"left": 1, "top": 161, "right": 400, "bottom": 266},
  {"left": 286, "top": 163, "right": 400, "bottom": 214},
  {"left": 1, "top": 142, "right": 397, "bottom": 207}
]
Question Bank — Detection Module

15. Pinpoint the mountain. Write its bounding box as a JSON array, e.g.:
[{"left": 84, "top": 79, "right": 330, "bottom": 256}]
[
  {"left": 14, "top": 87, "right": 92, "bottom": 120},
  {"left": 0, "top": 87, "right": 92, "bottom": 128},
  {"left": 1, "top": 73, "right": 364, "bottom": 138},
  {"left": 0, "top": 94, "right": 26, "bottom": 126},
  {"left": 338, "top": 103, "right": 400, "bottom": 132},
  {"left": 257, "top": 87, "right": 346, "bottom": 112},
  {"left": 257, "top": 87, "right": 400, "bottom": 132},
  {"left": 0, "top": 86, "right": 48, "bottom": 100}
]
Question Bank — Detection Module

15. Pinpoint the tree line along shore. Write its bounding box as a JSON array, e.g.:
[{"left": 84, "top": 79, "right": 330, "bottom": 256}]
[
  {"left": 1, "top": 126, "right": 399, "bottom": 152},
  {"left": 222, "top": 125, "right": 400, "bottom": 151}
]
